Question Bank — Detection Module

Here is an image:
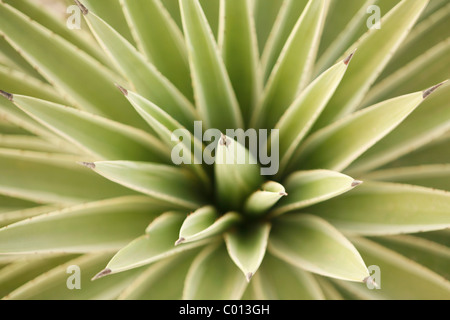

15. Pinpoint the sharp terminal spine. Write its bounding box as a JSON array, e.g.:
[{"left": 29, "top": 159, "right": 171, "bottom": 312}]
[
  {"left": 74, "top": 0, "right": 89, "bottom": 15},
  {"left": 0, "top": 90, "right": 13, "bottom": 102}
]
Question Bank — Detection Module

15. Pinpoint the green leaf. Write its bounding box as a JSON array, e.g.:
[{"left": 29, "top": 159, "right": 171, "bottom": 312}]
[
  {"left": 121, "top": 88, "right": 210, "bottom": 187},
  {"left": 348, "top": 85, "right": 450, "bottom": 175},
  {"left": 260, "top": 0, "right": 309, "bottom": 83},
  {"left": 0, "top": 34, "right": 42, "bottom": 79},
  {"left": 252, "top": 0, "right": 329, "bottom": 129},
  {"left": 89, "top": 161, "right": 207, "bottom": 210},
  {"left": 121, "top": 0, "right": 192, "bottom": 100},
  {"left": 314, "top": 0, "right": 384, "bottom": 75},
  {"left": 215, "top": 135, "right": 263, "bottom": 211},
  {"left": 180, "top": 0, "right": 243, "bottom": 131},
  {"left": 0, "top": 98, "right": 60, "bottom": 142},
  {"left": 0, "top": 195, "right": 37, "bottom": 213},
  {"left": 274, "top": 55, "right": 353, "bottom": 175},
  {"left": 10, "top": 94, "right": 170, "bottom": 162},
  {"left": 0, "top": 65, "right": 63, "bottom": 104},
  {"left": 291, "top": 91, "right": 427, "bottom": 172},
  {"left": 177, "top": 208, "right": 241, "bottom": 245},
  {"left": 80, "top": 6, "right": 197, "bottom": 130},
  {"left": 100, "top": 212, "right": 208, "bottom": 276},
  {"left": 162, "top": 0, "right": 182, "bottom": 29},
  {"left": 244, "top": 181, "right": 287, "bottom": 216},
  {"left": 225, "top": 223, "right": 271, "bottom": 281},
  {"left": 271, "top": 170, "right": 360, "bottom": 217},
  {"left": 218, "top": 0, "right": 260, "bottom": 124},
  {"left": 0, "top": 2, "right": 145, "bottom": 128},
  {"left": 308, "top": 181, "right": 450, "bottom": 235},
  {"left": 350, "top": 237, "right": 450, "bottom": 300},
  {"left": 199, "top": 0, "right": 221, "bottom": 40},
  {"left": 314, "top": 0, "right": 429, "bottom": 128},
  {"left": 4, "top": 252, "right": 143, "bottom": 300},
  {"left": 183, "top": 242, "right": 249, "bottom": 300},
  {"left": 269, "top": 214, "right": 369, "bottom": 282},
  {"left": 371, "top": 235, "right": 450, "bottom": 280},
  {"left": 251, "top": 253, "right": 325, "bottom": 300},
  {"left": 315, "top": 277, "right": 344, "bottom": 300},
  {"left": 362, "top": 164, "right": 450, "bottom": 192},
  {"left": 118, "top": 250, "right": 199, "bottom": 300},
  {"left": 0, "top": 149, "right": 134, "bottom": 204},
  {"left": 379, "top": 2, "right": 450, "bottom": 80},
  {"left": 0, "top": 196, "right": 168, "bottom": 254}
]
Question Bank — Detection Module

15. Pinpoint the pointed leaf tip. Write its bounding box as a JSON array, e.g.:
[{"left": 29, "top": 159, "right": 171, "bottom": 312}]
[
  {"left": 246, "top": 272, "right": 254, "bottom": 282},
  {"left": 78, "top": 162, "right": 96, "bottom": 169},
  {"left": 91, "top": 268, "right": 111, "bottom": 281},
  {"left": 351, "top": 180, "right": 363, "bottom": 187},
  {"left": 279, "top": 192, "right": 288, "bottom": 197},
  {"left": 74, "top": 0, "right": 89, "bottom": 15},
  {"left": 423, "top": 80, "right": 448, "bottom": 99},
  {"left": 115, "top": 84, "right": 128, "bottom": 96},
  {"left": 175, "top": 237, "right": 185, "bottom": 246},
  {"left": 0, "top": 90, "right": 13, "bottom": 101},
  {"left": 343, "top": 49, "right": 357, "bottom": 66}
]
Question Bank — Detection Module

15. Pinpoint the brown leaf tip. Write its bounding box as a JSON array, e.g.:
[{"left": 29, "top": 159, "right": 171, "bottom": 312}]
[
  {"left": 175, "top": 237, "right": 185, "bottom": 246},
  {"left": 343, "top": 49, "right": 357, "bottom": 65},
  {"left": 0, "top": 90, "right": 13, "bottom": 102},
  {"left": 279, "top": 192, "right": 288, "bottom": 197},
  {"left": 363, "top": 276, "right": 380, "bottom": 289},
  {"left": 91, "top": 268, "right": 111, "bottom": 281},
  {"left": 423, "top": 80, "right": 448, "bottom": 99},
  {"left": 74, "top": 0, "right": 88, "bottom": 15},
  {"left": 351, "top": 180, "right": 363, "bottom": 187},
  {"left": 246, "top": 272, "right": 254, "bottom": 282},
  {"left": 78, "top": 162, "right": 96, "bottom": 169},
  {"left": 115, "top": 84, "right": 128, "bottom": 96}
]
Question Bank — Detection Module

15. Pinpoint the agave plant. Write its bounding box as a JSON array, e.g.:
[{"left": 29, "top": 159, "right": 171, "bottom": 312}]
[{"left": 0, "top": 0, "right": 449, "bottom": 300}]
